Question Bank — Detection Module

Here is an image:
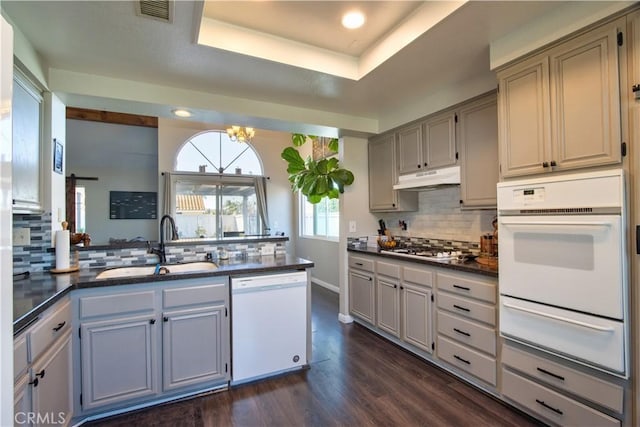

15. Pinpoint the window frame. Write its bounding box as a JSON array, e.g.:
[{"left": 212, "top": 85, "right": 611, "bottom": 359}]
[{"left": 298, "top": 192, "right": 339, "bottom": 242}]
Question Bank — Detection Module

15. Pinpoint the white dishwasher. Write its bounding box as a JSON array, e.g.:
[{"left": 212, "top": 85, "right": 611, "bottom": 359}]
[{"left": 231, "top": 271, "right": 308, "bottom": 384}]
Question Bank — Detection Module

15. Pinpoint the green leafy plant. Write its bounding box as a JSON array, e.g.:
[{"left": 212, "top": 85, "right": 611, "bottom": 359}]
[{"left": 282, "top": 134, "right": 354, "bottom": 204}]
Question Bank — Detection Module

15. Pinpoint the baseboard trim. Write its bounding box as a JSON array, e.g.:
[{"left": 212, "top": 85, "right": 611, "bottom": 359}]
[
  {"left": 338, "top": 313, "right": 354, "bottom": 324},
  {"left": 311, "top": 277, "right": 339, "bottom": 294}
]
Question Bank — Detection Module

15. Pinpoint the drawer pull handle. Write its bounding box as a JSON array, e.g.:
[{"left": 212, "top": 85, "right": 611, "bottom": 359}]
[
  {"left": 453, "top": 328, "right": 470, "bottom": 337},
  {"left": 536, "top": 367, "right": 565, "bottom": 381},
  {"left": 503, "top": 302, "right": 615, "bottom": 332},
  {"left": 52, "top": 321, "right": 66, "bottom": 332},
  {"left": 535, "top": 399, "right": 563, "bottom": 415},
  {"left": 453, "top": 354, "right": 470, "bottom": 365},
  {"left": 453, "top": 284, "right": 470, "bottom": 291},
  {"left": 453, "top": 304, "right": 470, "bottom": 312},
  {"left": 355, "top": 262, "right": 363, "bottom": 266}
]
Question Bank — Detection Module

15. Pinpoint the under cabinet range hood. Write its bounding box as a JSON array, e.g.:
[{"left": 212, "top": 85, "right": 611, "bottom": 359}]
[{"left": 393, "top": 165, "right": 461, "bottom": 190}]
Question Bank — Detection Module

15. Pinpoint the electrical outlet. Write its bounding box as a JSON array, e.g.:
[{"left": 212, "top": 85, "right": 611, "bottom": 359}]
[
  {"left": 349, "top": 220, "right": 357, "bottom": 233},
  {"left": 13, "top": 228, "right": 30, "bottom": 246}
]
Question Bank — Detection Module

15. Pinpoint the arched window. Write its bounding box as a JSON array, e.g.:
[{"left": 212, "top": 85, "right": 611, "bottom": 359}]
[
  {"left": 168, "top": 131, "right": 269, "bottom": 239},
  {"left": 175, "top": 130, "right": 262, "bottom": 175}
]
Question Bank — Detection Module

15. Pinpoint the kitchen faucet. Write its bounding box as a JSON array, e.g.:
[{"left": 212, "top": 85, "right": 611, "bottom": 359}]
[{"left": 147, "top": 214, "right": 179, "bottom": 263}]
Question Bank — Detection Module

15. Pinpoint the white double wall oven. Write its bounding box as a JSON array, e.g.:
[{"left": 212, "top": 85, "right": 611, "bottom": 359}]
[{"left": 497, "top": 169, "right": 629, "bottom": 376}]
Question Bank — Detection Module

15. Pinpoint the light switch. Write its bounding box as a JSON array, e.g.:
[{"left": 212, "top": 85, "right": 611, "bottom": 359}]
[
  {"left": 349, "top": 220, "right": 357, "bottom": 233},
  {"left": 13, "top": 228, "right": 30, "bottom": 246}
]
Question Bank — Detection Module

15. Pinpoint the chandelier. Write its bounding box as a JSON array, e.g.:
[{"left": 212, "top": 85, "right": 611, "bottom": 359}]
[{"left": 226, "top": 126, "right": 255, "bottom": 143}]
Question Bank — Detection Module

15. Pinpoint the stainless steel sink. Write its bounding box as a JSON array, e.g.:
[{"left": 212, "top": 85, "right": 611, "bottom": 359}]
[{"left": 95, "top": 261, "right": 219, "bottom": 280}]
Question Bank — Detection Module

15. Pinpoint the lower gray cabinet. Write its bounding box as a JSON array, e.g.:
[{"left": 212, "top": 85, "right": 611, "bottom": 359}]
[
  {"left": 80, "top": 315, "right": 158, "bottom": 410},
  {"left": 401, "top": 283, "right": 433, "bottom": 353},
  {"left": 162, "top": 305, "right": 227, "bottom": 391},
  {"left": 376, "top": 277, "right": 400, "bottom": 337},
  {"left": 349, "top": 269, "right": 375, "bottom": 324},
  {"left": 74, "top": 277, "right": 230, "bottom": 415}
]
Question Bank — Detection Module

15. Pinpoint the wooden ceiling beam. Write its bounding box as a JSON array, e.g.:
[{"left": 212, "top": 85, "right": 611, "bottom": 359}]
[{"left": 66, "top": 107, "right": 158, "bottom": 128}]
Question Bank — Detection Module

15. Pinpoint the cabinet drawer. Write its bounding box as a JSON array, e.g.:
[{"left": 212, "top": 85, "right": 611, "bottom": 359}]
[
  {"left": 14, "top": 335, "right": 28, "bottom": 380},
  {"left": 79, "top": 290, "right": 155, "bottom": 319},
  {"left": 349, "top": 256, "right": 374, "bottom": 273},
  {"left": 376, "top": 261, "right": 400, "bottom": 279},
  {"left": 163, "top": 283, "right": 227, "bottom": 309},
  {"left": 403, "top": 266, "right": 433, "bottom": 287},
  {"left": 437, "top": 272, "right": 496, "bottom": 303},
  {"left": 502, "top": 368, "right": 620, "bottom": 427},
  {"left": 437, "top": 311, "right": 496, "bottom": 356},
  {"left": 502, "top": 343, "right": 623, "bottom": 413},
  {"left": 29, "top": 299, "right": 71, "bottom": 362},
  {"left": 437, "top": 291, "right": 495, "bottom": 326},
  {"left": 437, "top": 336, "right": 496, "bottom": 386}
]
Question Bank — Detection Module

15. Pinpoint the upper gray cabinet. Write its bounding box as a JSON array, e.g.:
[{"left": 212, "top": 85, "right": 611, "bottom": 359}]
[
  {"left": 12, "top": 68, "right": 43, "bottom": 213},
  {"left": 368, "top": 133, "right": 417, "bottom": 212},
  {"left": 498, "top": 17, "right": 625, "bottom": 178},
  {"left": 397, "top": 111, "right": 457, "bottom": 175},
  {"left": 458, "top": 93, "right": 499, "bottom": 208}
]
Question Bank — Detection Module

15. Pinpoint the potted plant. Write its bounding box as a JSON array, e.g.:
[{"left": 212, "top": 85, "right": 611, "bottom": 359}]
[{"left": 281, "top": 134, "right": 354, "bottom": 204}]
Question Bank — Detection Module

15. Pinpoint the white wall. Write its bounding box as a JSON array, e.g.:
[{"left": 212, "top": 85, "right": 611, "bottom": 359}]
[
  {"left": 339, "top": 136, "right": 378, "bottom": 318},
  {"left": 43, "top": 93, "right": 67, "bottom": 236},
  {"left": 157, "top": 118, "right": 295, "bottom": 250},
  {"left": 66, "top": 119, "right": 158, "bottom": 244}
]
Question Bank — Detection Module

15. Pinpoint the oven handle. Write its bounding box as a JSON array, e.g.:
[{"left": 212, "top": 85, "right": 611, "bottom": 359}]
[
  {"left": 502, "top": 302, "right": 615, "bottom": 332},
  {"left": 500, "top": 219, "right": 612, "bottom": 227}
]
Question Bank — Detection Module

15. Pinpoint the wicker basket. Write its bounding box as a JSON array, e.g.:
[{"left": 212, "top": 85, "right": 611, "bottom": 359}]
[{"left": 376, "top": 237, "right": 397, "bottom": 250}]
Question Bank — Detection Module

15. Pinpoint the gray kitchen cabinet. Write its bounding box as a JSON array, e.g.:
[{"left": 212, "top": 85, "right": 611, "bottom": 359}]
[
  {"left": 435, "top": 270, "right": 497, "bottom": 386},
  {"left": 458, "top": 93, "right": 499, "bottom": 208},
  {"left": 368, "top": 133, "right": 417, "bottom": 212},
  {"left": 12, "top": 67, "right": 43, "bottom": 213},
  {"left": 401, "top": 282, "right": 433, "bottom": 354},
  {"left": 397, "top": 123, "right": 423, "bottom": 174},
  {"left": 75, "top": 277, "right": 230, "bottom": 415},
  {"left": 348, "top": 255, "right": 376, "bottom": 324},
  {"left": 31, "top": 332, "right": 73, "bottom": 427},
  {"left": 14, "top": 297, "right": 73, "bottom": 427},
  {"left": 376, "top": 260, "right": 401, "bottom": 337},
  {"left": 162, "top": 282, "right": 229, "bottom": 392},
  {"left": 423, "top": 110, "right": 457, "bottom": 169},
  {"left": 397, "top": 111, "right": 457, "bottom": 175},
  {"left": 80, "top": 314, "right": 158, "bottom": 411},
  {"left": 498, "top": 17, "right": 624, "bottom": 177}
]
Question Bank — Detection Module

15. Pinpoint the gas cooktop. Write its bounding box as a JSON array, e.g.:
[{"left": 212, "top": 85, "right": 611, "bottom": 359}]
[{"left": 380, "top": 247, "right": 475, "bottom": 262}]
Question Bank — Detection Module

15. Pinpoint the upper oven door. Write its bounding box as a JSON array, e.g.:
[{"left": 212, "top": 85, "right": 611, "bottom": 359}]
[{"left": 498, "top": 214, "right": 624, "bottom": 319}]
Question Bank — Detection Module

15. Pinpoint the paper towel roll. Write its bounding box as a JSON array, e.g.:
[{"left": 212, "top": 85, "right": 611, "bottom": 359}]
[{"left": 56, "top": 230, "right": 70, "bottom": 270}]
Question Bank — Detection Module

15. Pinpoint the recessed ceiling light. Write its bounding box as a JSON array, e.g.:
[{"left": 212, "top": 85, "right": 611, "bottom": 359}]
[
  {"left": 342, "top": 11, "right": 365, "bottom": 29},
  {"left": 172, "top": 109, "right": 192, "bottom": 118}
]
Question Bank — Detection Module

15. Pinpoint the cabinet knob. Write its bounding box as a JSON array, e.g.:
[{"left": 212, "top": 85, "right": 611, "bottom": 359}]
[
  {"left": 392, "top": 203, "right": 396, "bottom": 208},
  {"left": 417, "top": 164, "right": 421, "bottom": 168},
  {"left": 542, "top": 161, "right": 549, "bottom": 168},
  {"left": 393, "top": 284, "right": 397, "bottom": 289},
  {"left": 150, "top": 319, "right": 156, "bottom": 325},
  {"left": 550, "top": 160, "right": 557, "bottom": 167},
  {"left": 29, "top": 378, "right": 39, "bottom": 387},
  {"left": 163, "top": 316, "right": 169, "bottom": 322},
  {"left": 35, "top": 369, "right": 45, "bottom": 379},
  {"left": 424, "top": 162, "right": 428, "bottom": 167}
]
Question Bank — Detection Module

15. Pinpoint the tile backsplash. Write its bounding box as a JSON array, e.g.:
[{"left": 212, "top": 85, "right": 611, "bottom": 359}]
[
  {"left": 13, "top": 212, "right": 55, "bottom": 273},
  {"left": 379, "top": 186, "right": 497, "bottom": 244}
]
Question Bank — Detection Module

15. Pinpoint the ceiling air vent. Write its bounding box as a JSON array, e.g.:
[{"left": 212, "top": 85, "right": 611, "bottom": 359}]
[{"left": 136, "top": 0, "right": 173, "bottom": 23}]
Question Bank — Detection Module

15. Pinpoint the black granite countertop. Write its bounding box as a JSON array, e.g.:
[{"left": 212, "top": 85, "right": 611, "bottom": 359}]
[
  {"left": 347, "top": 246, "right": 498, "bottom": 278},
  {"left": 14, "top": 254, "right": 314, "bottom": 335}
]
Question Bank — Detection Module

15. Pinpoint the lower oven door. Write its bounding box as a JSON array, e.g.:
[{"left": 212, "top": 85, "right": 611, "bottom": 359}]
[
  {"left": 498, "top": 214, "right": 624, "bottom": 319},
  {"left": 500, "top": 296, "right": 626, "bottom": 375}
]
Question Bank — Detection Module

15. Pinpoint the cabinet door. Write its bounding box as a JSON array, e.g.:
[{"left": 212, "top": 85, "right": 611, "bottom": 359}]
[
  {"left": 458, "top": 94, "right": 499, "bottom": 208},
  {"left": 31, "top": 332, "right": 72, "bottom": 427},
  {"left": 12, "top": 69, "right": 42, "bottom": 213},
  {"left": 368, "top": 134, "right": 398, "bottom": 211},
  {"left": 14, "top": 372, "right": 31, "bottom": 427},
  {"left": 376, "top": 278, "right": 400, "bottom": 337},
  {"left": 423, "top": 111, "right": 456, "bottom": 169},
  {"left": 402, "top": 283, "right": 433, "bottom": 354},
  {"left": 80, "top": 315, "right": 158, "bottom": 411},
  {"left": 397, "top": 123, "right": 423, "bottom": 174},
  {"left": 162, "top": 305, "right": 228, "bottom": 392},
  {"left": 348, "top": 270, "right": 375, "bottom": 324},
  {"left": 498, "top": 55, "right": 551, "bottom": 177},
  {"left": 549, "top": 18, "right": 623, "bottom": 170}
]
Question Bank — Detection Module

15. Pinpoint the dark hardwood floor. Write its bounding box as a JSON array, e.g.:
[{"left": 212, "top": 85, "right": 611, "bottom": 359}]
[{"left": 86, "top": 284, "right": 543, "bottom": 427}]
